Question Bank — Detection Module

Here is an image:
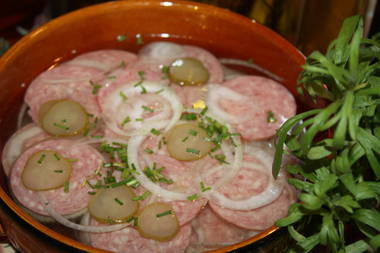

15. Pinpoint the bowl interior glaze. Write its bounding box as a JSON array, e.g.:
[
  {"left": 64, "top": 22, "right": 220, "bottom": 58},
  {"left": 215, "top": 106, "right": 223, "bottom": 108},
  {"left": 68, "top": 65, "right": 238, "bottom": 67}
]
[{"left": 0, "top": 0, "right": 305, "bottom": 252}]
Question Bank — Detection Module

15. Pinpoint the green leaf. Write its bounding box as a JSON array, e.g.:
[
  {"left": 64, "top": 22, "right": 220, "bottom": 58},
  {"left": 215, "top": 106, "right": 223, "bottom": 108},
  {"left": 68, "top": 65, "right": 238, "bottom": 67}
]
[
  {"left": 275, "top": 203, "right": 304, "bottom": 227},
  {"left": 272, "top": 109, "right": 321, "bottom": 178},
  {"left": 369, "top": 234, "right": 380, "bottom": 250},
  {"left": 334, "top": 195, "right": 360, "bottom": 213},
  {"left": 314, "top": 167, "right": 338, "bottom": 197},
  {"left": 288, "top": 178, "right": 314, "bottom": 193},
  {"left": 297, "top": 233, "right": 320, "bottom": 252},
  {"left": 345, "top": 240, "right": 370, "bottom": 253},
  {"left": 307, "top": 146, "right": 332, "bottom": 160},
  {"left": 353, "top": 209, "right": 380, "bottom": 232},
  {"left": 300, "top": 193, "right": 322, "bottom": 210},
  {"left": 288, "top": 225, "right": 306, "bottom": 242}
]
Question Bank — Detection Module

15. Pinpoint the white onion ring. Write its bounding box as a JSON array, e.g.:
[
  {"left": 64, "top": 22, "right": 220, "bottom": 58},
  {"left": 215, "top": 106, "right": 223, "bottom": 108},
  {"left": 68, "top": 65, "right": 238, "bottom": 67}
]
[
  {"left": 39, "top": 194, "right": 128, "bottom": 233},
  {"left": 206, "top": 84, "right": 250, "bottom": 124},
  {"left": 17, "top": 103, "right": 28, "bottom": 129},
  {"left": 219, "top": 58, "right": 283, "bottom": 82},
  {"left": 204, "top": 156, "right": 285, "bottom": 210},
  {"left": 127, "top": 135, "right": 190, "bottom": 201},
  {"left": 102, "top": 82, "right": 183, "bottom": 136}
]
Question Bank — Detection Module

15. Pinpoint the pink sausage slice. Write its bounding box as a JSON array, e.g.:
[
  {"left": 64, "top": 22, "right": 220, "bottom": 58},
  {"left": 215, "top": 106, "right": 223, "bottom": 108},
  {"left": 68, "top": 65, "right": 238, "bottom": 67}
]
[
  {"left": 189, "top": 206, "right": 254, "bottom": 250},
  {"left": 2, "top": 123, "right": 48, "bottom": 176},
  {"left": 210, "top": 184, "right": 296, "bottom": 231},
  {"left": 25, "top": 63, "right": 104, "bottom": 121},
  {"left": 215, "top": 75, "right": 296, "bottom": 140},
  {"left": 68, "top": 50, "right": 138, "bottom": 72},
  {"left": 10, "top": 139, "right": 103, "bottom": 216},
  {"left": 90, "top": 219, "right": 192, "bottom": 253}
]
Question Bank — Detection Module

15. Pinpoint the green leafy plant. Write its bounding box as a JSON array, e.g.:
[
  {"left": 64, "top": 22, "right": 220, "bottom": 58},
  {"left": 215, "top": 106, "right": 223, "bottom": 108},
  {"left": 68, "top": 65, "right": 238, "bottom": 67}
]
[{"left": 272, "top": 15, "right": 380, "bottom": 253}]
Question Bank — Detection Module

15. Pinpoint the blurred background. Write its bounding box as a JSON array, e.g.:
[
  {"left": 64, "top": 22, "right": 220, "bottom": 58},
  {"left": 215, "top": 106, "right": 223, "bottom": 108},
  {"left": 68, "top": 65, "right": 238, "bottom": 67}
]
[{"left": 1, "top": 0, "right": 379, "bottom": 57}]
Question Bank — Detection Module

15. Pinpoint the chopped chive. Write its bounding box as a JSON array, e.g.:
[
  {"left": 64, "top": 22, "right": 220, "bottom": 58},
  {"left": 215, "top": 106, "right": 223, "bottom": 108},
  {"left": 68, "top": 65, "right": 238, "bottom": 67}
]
[
  {"left": 117, "top": 34, "right": 127, "bottom": 42},
  {"left": 186, "top": 148, "right": 200, "bottom": 155},
  {"left": 54, "top": 170, "right": 63, "bottom": 173},
  {"left": 119, "top": 91, "right": 128, "bottom": 101},
  {"left": 83, "top": 127, "right": 89, "bottom": 136},
  {"left": 135, "top": 118, "right": 144, "bottom": 122},
  {"left": 150, "top": 128, "right": 161, "bottom": 135},
  {"left": 155, "top": 88, "right": 165, "bottom": 94},
  {"left": 142, "top": 105, "right": 154, "bottom": 113},
  {"left": 37, "top": 154, "right": 46, "bottom": 164},
  {"left": 89, "top": 80, "right": 102, "bottom": 94},
  {"left": 67, "top": 158, "right": 79, "bottom": 162},
  {"left": 63, "top": 181, "right": 70, "bottom": 193},
  {"left": 107, "top": 75, "right": 116, "bottom": 80},
  {"left": 161, "top": 65, "right": 170, "bottom": 79},
  {"left": 214, "top": 154, "right": 229, "bottom": 164},
  {"left": 187, "top": 194, "right": 199, "bottom": 201},
  {"left": 200, "top": 106, "right": 208, "bottom": 115},
  {"left": 132, "top": 191, "right": 151, "bottom": 201},
  {"left": 53, "top": 122, "right": 69, "bottom": 130},
  {"left": 180, "top": 112, "right": 197, "bottom": 121},
  {"left": 127, "top": 216, "right": 138, "bottom": 226},
  {"left": 267, "top": 110, "right": 277, "bottom": 123},
  {"left": 188, "top": 129, "right": 198, "bottom": 136},
  {"left": 200, "top": 181, "right": 211, "bottom": 192},
  {"left": 158, "top": 177, "right": 174, "bottom": 184},
  {"left": 119, "top": 60, "right": 126, "bottom": 68},
  {"left": 156, "top": 210, "right": 172, "bottom": 217},
  {"left": 136, "top": 34, "right": 144, "bottom": 45},
  {"left": 114, "top": 198, "right": 124, "bottom": 205},
  {"left": 88, "top": 191, "right": 96, "bottom": 195},
  {"left": 121, "top": 116, "right": 131, "bottom": 127},
  {"left": 144, "top": 148, "right": 154, "bottom": 154},
  {"left": 182, "top": 136, "right": 189, "bottom": 142},
  {"left": 91, "top": 135, "right": 104, "bottom": 139}
]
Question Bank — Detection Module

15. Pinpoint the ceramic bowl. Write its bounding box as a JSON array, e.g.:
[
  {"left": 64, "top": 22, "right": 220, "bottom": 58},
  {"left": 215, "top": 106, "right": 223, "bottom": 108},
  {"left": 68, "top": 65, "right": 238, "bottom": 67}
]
[{"left": 0, "top": 0, "right": 305, "bottom": 252}]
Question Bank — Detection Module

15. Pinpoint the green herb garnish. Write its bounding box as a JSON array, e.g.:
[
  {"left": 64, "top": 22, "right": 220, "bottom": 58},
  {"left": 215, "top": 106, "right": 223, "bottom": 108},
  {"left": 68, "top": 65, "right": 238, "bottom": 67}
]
[
  {"left": 119, "top": 91, "right": 128, "bottom": 101},
  {"left": 132, "top": 191, "right": 151, "bottom": 201},
  {"left": 150, "top": 128, "right": 161, "bottom": 136},
  {"left": 37, "top": 154, "right": 46, "bottom": 164},
  {"left": 54, "top": 170, "right": 63, "bottom": 173},
  {"left": 89, "top": 80, "right": 102, "bottom": 94},
  {"left": 272, "top": 15, "right": 380, "bottom": 253},
  {"left": 136, "top": 34, "right": 144, "bottom": 45},
  {"left": 144, "top": 148, "right": 154, "bottom": 154},
  {"left": 117, "top": 34, "right": 126, "bottom": 42},
  {"left": 200, "top": 181, "right": 211, "bottom": 192},
  {"left": 53, "top": 122, "right": 69, "bottom": 130},
  {"left": 142, "top": 105, "right": 154, "bottom": 113},
  {"left": 267, "top": 110, "right": 277, "bottom": 123},
  {"left": 121, "top": 116, "right": 131, "bottom": 127},
  {"left": 63, "top": 181, "right": 70, "bottom": 193},
  {"left": 156, "top": 210, "right": 172, "bottom": 217},
  {"left": 187, "top": 194, "right": 199, "bottom": 201},
  {"left": 186, "top": 148, "right": 200, "bottom": 155},
  {"left": 114, "top": 198, "right": 124, "bottom": 205}
]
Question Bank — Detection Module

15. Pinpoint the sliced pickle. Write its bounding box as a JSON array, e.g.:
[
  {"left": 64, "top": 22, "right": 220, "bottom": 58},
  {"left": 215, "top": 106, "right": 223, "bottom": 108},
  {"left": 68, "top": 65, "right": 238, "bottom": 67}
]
[
  {"left": 137, "top": 202, "right": 179, "bottom": 241},
  {"left": 166, "top": 122, "right": 213, "bottom": 161},
  {"left": 169, "top": 57, "right": 209, "bottom": 86},
  {"left": 39, "top": 99, "right": 88, "bottom": 136},
  {"left": 22, "top": 150, "right": 72, "bottom": 191},
  {"left": 88, "top": 186, "right": 138, "bottom": 223}
]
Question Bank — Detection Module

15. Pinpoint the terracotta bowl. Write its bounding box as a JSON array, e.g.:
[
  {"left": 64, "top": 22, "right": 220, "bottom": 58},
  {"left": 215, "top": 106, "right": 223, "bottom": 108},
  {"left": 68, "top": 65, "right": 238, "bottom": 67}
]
[{"left": 0, "top": 0, "right": 305, "bottom": 252}]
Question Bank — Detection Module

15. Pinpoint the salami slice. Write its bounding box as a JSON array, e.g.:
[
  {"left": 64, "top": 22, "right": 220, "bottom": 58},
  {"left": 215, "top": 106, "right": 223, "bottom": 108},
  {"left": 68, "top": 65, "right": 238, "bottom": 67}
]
[
  {"left": 207, "top": 75, "right": 296, "bottom": 140},
  {"left": 2, "top": 123, "right": 48, "bottom": 176},
  {"left": 210, "top": 184, "right": 296, "bottom": 230},
  {"left": 189, "top": 206, "right": 255, "bottom": 250},
  {"left": 68, "top": 50, "right": 138, "bottom": 72},
  {"left": 10, "top": 139, "right": 103, "bottom": 217},
  {"left": 89, "top": 219, "right": 192, "bottom": 253},
  {"left": 25, "top": 63, "right": 104, "bottom": 121}
]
